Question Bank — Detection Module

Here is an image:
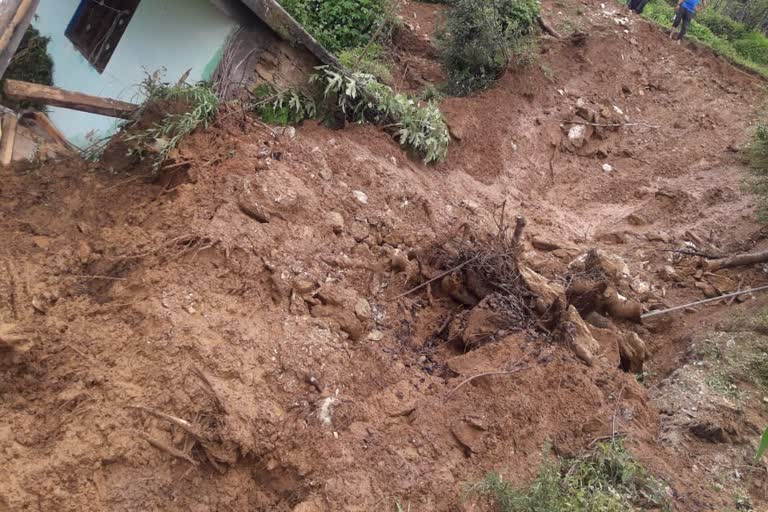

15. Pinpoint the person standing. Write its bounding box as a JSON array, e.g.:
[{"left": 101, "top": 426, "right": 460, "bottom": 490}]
[
  {"left": 670, "top": 0, "right": 706, "bottom": 42},
  {"left": 627, "top": 0, "right": 651, "bottom": 14}
]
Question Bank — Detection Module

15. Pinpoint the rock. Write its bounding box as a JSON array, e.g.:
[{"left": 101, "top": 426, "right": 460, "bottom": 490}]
[
  {"left": 689, "top": 421, "right": 741, "bottom": 444},
  {"left": 646, "top": 232, "right": 671, "bottom": 243},
  {"left": 626, "top": 213, "right": 648, "bottom": 226},
  {"left": 585, "top": 311, "right": 611, "bottom": 329},
  {"left": 32, "top": 236, "right": 52, "bottom": 250},
  {"left": 568, "top": 124, "right": 588, "bottom": 148},
  {"left": 326, "top": 212, "right": 344, "bottom": 234},
  {"left": 618, "top": 332, "right": 648, "bottom": 373},
  {"left": 354, "top": 298, "right": 372, "bottom": 320},
  {"left": 564, "top": 305, "right": 600, "bottom": 365},
  {"left": 460, "top": 199, "right": 480, "bottom": 214},
  {"left": 293, "top": 278, "right": 317, "bottom": 295},
  {"left": 349, "top": 222, "right": 369, "bottom": 242},
  {"left": 352, "top": 190, "right": 368, "bottom": 205},
  {"left": 319, "top": 167, "right": 333, "bottom": 180},
  {"left": 390, "top": 250, "right": 409, "bottom": 272},
  {"left": 77, "top": 241, "right": 92, "bottom": 264},
  {"left": 293, "top": 500, "right": 324, "bottom": 512},
  {"left": 367, "top": 330, "right": 384, "bottom": 341},
  {"left": 629, "top": 277, "right": 650, "bottom": 294},
  {"left": 695, "top": 281, "right": 719, "bottom": 298},
  {"left": 519, "top": 266, "right": 565, "bottom": 313},
  {"left": 531, "top": 236, "right": 561, "bottom": 252},
  {"left": 602, "top": 163, "right": 614, "bottom": 173},
  {"left": 595, "top": 231, "right": 627, "bottom": 244},
  {"left": 451, "top": 419, "right": 486, "bottom": 455},
  {"left": 707, "top": 274, "right": 736, "bottom": 294}
]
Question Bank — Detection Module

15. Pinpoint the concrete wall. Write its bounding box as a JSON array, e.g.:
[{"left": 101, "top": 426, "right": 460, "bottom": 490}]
[{"left": 34, "top": 0, "right": 240, "bottom": 148}]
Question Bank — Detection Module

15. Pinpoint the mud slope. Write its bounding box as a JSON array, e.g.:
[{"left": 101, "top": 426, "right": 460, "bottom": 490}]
[{"left": 1, "top": 0, "right": 767, "bottom": 510}]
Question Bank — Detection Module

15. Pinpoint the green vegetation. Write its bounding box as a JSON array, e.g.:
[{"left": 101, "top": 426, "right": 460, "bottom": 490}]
[
  {"left": 437, "top": 0, "right": 540, "bottom": 96},
  {"left": 0, "top": 26, "right": 54, "bottom": 111},
  {"left": 278, "top": 0, "right": 391, "bottom": 54},
  {"left": 467, "top": 441, "right": 669, "bottom": 512},
  {"left": 756, "top": 427, "right": 768, "bottom": 464},
  {"left": 312, "top": 66, "right": 449, "bottom": 162},
  {"left": 641, "top": 0, "right": 768, "bottom": 78},
  {"left": 127, "top": 75, "right": 219, "bottom": 167},
  {"left": 338, "top": 44, "right": 393, "bottom": 82},
  {"left": 251, "top": 83, "right": 317, "bottom": 125},
  {"left": 747, "top": 121, "right": 768, "bottom": 220}
]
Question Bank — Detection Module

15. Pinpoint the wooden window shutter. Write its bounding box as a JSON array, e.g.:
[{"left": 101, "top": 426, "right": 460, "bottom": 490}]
[{"left": 65, "top": 0, "right": 141, "bottom": 73}]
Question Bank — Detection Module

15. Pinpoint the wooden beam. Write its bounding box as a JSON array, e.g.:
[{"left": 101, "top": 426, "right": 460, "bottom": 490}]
[
  {"left": 1, "top": 114, "right": 18, "bottom": 166},
  {"left": 3, "top": 80, "right": 138, "bottom": 119},
  {"left": 0, "top": 0, "right": 33, "bottom": 56}
]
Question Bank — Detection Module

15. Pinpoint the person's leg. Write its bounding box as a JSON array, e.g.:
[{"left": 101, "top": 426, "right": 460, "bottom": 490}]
[
  {"left": 671, "top": 11, "right": 682, "bottom": 38},
  {"left": 679, "top": 8, "right": 693, "bottom": 40},
  {"left": 635, "top": 0, "right": 650, "bottom": 14}
]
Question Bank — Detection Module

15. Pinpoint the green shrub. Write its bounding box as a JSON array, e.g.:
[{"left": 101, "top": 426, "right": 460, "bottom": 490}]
[
  {"left": 0, "top": 26, "right": 54, "bottom": 111},
  {"left": 697, "top": 10, "right": 747, "bottom": 41},
  {"left": 313, "top": 66, "right": 449, "bottom": 162},
  {"left": 734, "top": 32, "right": 768, "bottom": 66},
  {"left": 250, "top": 83, "right": 317, "bottom": 125},
  {"left": 127, "top": 76, "right": 219, "bottom": 167},
  {"left": 279, "top": 0, "right": 389, "bottom": 54},
  {"left": 338, "top": 44, "right": 393, "bottom": 82},
  {"left": 437, "top": 0, "right": 540, "bottom": 96},
  {"left": 748, "top": 122, "right": 768, "bottom": 219},
  {"left": 467, "top": 441, "right": 669, "bottom": 512}
]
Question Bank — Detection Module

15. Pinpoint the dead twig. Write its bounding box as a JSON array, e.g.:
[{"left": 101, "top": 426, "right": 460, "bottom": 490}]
[
  {"left": 127, "top": 405, "right": 210, "bottom": 442},
  {"left": 445, "top": 364, "right": 532, "bottom": 400},
  {"left": 611, "top": 384, "right": 626, "bottom": 448},
  {"left": 137, "top": 431, "right": 198, "bottom": 466},
  {"left": 659, "top": 248, "right": 721, "bottom": 260},
  {"left": 388, "top": 255, "right": 480, "bottom": 301}
]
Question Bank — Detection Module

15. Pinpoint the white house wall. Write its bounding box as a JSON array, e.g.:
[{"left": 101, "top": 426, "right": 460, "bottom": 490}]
[{"left": 35, "top": 0, "right": 239, "bottom": 148}]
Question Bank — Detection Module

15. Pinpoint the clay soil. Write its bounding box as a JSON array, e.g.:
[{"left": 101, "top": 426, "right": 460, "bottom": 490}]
[{"left": 2, "top": 0, "right": 768, "bottom": 510}]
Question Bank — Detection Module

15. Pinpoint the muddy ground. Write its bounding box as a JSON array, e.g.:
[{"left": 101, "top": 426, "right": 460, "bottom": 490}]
[{"left": 1, "top": 0, "right": 768, "bottom": 510}]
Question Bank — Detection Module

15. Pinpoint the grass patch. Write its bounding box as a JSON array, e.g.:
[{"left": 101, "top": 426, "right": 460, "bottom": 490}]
[
  {"left": 467, "top": 441, "right": 670, "bottom": 511},
  {"left": 338, "top": 44, "right": 393, "bottom": 82},
  {"left": 696, "top": 327, "right": 768, "bottom": 401},
  {"left": 746, "top": 120, "right": 768, "bottom": 220},
  {"left": 640, "top": 0, "right": 768, "bottom": 79},
  {"left": 250, "top": 83, "right": 317, "bottom": 125}
]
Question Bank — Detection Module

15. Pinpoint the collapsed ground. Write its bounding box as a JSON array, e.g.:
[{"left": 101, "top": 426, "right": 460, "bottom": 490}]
[{"left": 2, "top": 0, "right": 768, "bottom": 510}]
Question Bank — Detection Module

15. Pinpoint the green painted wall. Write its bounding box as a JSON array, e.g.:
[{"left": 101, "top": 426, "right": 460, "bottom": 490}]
[{"left": 35, "top": 0, "right": 238, "bottom": 148}]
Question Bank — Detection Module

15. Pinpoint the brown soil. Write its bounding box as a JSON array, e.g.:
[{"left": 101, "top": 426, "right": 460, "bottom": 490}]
[{"left": 2, "top": 1, "right": 768, "bottom": 511}]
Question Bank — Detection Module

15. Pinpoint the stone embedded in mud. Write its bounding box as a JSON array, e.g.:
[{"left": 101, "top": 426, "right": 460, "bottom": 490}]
[
  {"left": 618, "top": 331, "right": 648, "bottom": 373},
  {"left": 626, "top": 213, "right": 648, "bottom": 226},
  {"left": 460, "top": 199, "right": 480, "bottom": 214},
  {"left": 707, "top": 273, "right": 736, "bottom": 294},
  {"left": 354, "top": 298, "right": 372, "bottom": 321},
  {"left": 326, "top": 212, "right": 344, "bottom": 234},
  {"left": 602, "top": 163, "right": 614, "bottom": 173},
  {"left": 531, "top": 236, "right": 561, "bottom": 252},
  {"left": 352, "top": 190, "right": 369, "bottom": 205},
  {"left": 564, "top": 305, "right": 601, "bottom": 366},
  {"left": 519, "top": 266, "right": 565, "bottom": 313},
  {"left": 568, "top": 124, "right": 588, "bottom": 148},
  {"left": 366, "top": 330, "right": 384, "bottom": 341}
]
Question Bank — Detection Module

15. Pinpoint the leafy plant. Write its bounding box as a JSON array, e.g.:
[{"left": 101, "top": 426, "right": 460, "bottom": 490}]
[
  {"left": 437, "top": 0, "right": 540, "bottom": 96},
  {"left": 250, "top": 83, "right": 317, "bottom": 125},
  {"left": 756, "top": 427, "right": 768, "bottom": 464},
  {"left": 312, "top": 66, "right": 449, "bottom": 162},
  {"left": 278, "top": 0, "right": 391, "bottom": 54},
  {"left": 127, "top": 74, "right": 219, "bottom": 168},
  {"left": 338, "top": 44, "right": 393, "bottom": 82},
  {"left": 466, "top": 441, "right": 669, "bottom": 512}
]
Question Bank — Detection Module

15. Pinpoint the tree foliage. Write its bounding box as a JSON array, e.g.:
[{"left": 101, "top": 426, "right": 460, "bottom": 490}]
[{"left": 437, "top": 0, "right": 540, "bottom": 96}]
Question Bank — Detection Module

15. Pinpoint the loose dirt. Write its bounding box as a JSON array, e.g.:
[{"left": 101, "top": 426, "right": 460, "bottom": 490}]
[{"left": 1, "top": 0, "right": 768, "bottom": 510}]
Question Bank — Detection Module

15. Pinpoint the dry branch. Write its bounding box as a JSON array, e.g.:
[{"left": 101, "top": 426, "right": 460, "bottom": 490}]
[
  {"left": 0, "top": 114, "right": 17, "bottom": 166},
  {"left": 127, "top": 405, "right": 210, "bottom": 442},
  {"left": 538, "top": 16, "right": 563, "bottom": 39},
  {"left": 445, "top": 364, "right": 532, "bottom": 400},
  {"left": 137, "top": 431, "right": 198, "bottom": 466},
  {"left": 705, "top": 249, "right": 768, "bottom": 271}
]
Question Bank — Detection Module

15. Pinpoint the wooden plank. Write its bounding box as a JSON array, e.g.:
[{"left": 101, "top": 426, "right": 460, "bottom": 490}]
[
  {"left": 239, "top": 0, "right": 341, "bottom": 67},
  {"left": 0, "top": 0, "right": 39, "bottom": 79},
  {"left": 26, "top": 111, "right": 76, "bottom": 154},
  {"left": 1, "top": 115, "right": 18, "bottom": 166},
  {"left": 3, "top": 80, "right": 138, "bottom": 119}
]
